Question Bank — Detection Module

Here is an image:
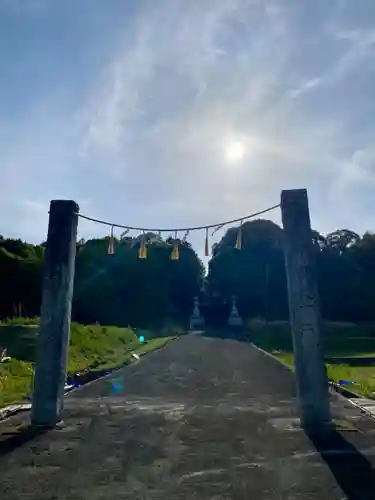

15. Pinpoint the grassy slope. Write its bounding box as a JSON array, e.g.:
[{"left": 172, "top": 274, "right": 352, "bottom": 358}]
[
  {"left": 249, "top": 320, "right": 375, "bottom": 399},
  {"left": 0, "top": 320, "right": 171, "bottom": 407}
]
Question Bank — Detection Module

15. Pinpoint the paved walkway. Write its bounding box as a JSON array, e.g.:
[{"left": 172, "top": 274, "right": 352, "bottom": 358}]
[{"left": 2, "top": 333, "right": 375, "bottom": 499}]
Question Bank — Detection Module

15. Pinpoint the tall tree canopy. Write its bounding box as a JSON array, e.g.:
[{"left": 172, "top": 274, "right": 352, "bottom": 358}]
[
  {"left": 67, "top": 234, "right": 203, "bottom": 327},
  {"left": 1, "top": 221, "right": 375, "bottom": 326},
  {"left": 207, "top": 219, "right": 288, "bottom": 321}
]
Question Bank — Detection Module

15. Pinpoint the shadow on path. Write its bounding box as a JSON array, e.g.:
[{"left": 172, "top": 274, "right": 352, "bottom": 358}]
[
  {"left": 196, "top": 328, "right": 249, "bottom": 342},
  {"left": 0, "top": 424, "right": 48, "bottom": 457},
  {"left": 325, "top": 356, "right": 375, "bottom": 366},
  {"left": 309, "top": 429, "right": 375, "bottom": 500}
]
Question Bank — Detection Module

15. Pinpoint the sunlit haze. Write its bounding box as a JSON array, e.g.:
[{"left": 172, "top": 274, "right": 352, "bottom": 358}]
[
  {"left": 225, "top": 140, "right": 246, "bottom": 164},
  {"left": 1, "top": 0, "right": 375, "bottom": 258}
]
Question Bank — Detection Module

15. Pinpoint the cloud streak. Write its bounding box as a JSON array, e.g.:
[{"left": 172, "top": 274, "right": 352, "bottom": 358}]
[{"left": 1, "top": 0, "right": 375, "bottom": 251}]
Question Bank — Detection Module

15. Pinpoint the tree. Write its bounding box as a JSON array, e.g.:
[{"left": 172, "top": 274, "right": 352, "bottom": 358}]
[
  {"left": 0, "top": 239, "right": 43, "bottom": 318},
  {"left": 72, "top": 234, "right": 204, "bottom": 328},
  {"left": 207, "top": 219, "right": 288, "bottom": 321},
  {"left": 1, "top": 221, "right": 375, "bottom": 326}
]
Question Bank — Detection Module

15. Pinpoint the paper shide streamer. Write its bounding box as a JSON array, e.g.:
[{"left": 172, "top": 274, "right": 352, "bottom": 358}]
[
  {"left": 205, "top": 228, "right": 209, "bottom": 257},
  {"left": 138, "top": 233, "right": 147, "bottom": 259},
  {"left": 235, "top": 220, "right": 243, "bottom": 250},
  {"left": 108, "top": 226, "right": 115, "bottom": 255},
  {"left": 171, "top": 231, "right": 179, "bottom": 261},
  {"left": 75, "top": 203, "right": 281, "bottom": 260}
]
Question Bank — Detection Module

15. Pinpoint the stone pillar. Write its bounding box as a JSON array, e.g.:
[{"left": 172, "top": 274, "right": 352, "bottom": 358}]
[
  {"left": 280, "top": 189, "right": 331, "bottom": 432},
  {"left": 189, "top": 296, "right": 205, "bottom": 331},
  {"left": 31, "top": 200, "right": 79, "bottom": 427},
  {"left": 228, "top": 296, "right": 243, "bottom": 327}
]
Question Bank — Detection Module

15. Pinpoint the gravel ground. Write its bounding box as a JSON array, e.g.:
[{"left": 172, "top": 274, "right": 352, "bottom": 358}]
[{"left": 1, "top": 332, "right": 375, "bottom": 499}]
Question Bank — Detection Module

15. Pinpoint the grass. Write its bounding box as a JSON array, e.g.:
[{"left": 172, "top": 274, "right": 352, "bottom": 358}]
[
  {"left": 0, "top": 319, "right": 174, "bottom": 408},
  {"left": 0, "top": 360, "right": 34, "bottom": 407},
  {"left": 0, "top": 317, "right": 40, "bottom": 326},
  {"left": 249, "top": 320, "right": 375, "bottom": 399}
]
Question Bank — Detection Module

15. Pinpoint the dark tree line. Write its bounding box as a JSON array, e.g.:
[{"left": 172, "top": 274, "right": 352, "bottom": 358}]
[{"left": 1, "top": 220, "right": 375, "bottom": 326}]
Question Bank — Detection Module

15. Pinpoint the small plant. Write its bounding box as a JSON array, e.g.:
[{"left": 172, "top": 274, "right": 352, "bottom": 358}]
[{"left": 0, "top": 316, "right": 40, "bottom": 326}]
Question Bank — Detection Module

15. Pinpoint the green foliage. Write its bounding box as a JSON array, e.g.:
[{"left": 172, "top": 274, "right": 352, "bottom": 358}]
[
  {"left": 249, "top": 319, "right": 375, "bottom": 355},
  {"left": 207, "top": 219, "right": 287, "bottom": 322},
  {"left": 0, "top": 324, "right": 38, "bottom": 363},
  {"left": 0, "top": 238, "right": 43, "bottom": 320},
  {"left": 73, "top": 234, "right": 204, "bottom": 328},
  {"left": 0, "top": 359, "right": 33, "bottom": 407},
  {"left": 207, "top": 221, "right": 375, "bottom": 323},
  {"left": 67, "top": 322, "right": 138, "bottom": 372},
  {"left": 249, "top": 320, "right": 375, "bottom": 399},
  {"left": 2, "top": 220, "right": 375, "bottom": 326},
  {"left": 0, "top": 316, "right": 39, "bottom": 326},
  {"left": 0, "top": 319, "right": 172, "bottom": 407}
]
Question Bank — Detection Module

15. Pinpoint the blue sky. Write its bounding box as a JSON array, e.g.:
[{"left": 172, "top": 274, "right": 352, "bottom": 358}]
[{"left": 1, "top": 0, "right": 375, "bottom": 258}]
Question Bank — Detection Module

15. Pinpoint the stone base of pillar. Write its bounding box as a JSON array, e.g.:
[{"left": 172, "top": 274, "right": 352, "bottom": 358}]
[
  {"left": 189, "top": 315, "right": 205, "bottom": 331},
  {"left": 228, "top": 296, "right": 243, "bottom": 328},
  {"left": 228, "top": 313, "right": 243, "bottom": 327}
]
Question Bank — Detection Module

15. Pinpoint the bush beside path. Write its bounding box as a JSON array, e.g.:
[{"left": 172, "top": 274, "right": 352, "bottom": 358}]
[
  {"left": 249, "top": 320, "right": 375, "bottom": 399},
  {"left": 0, "top": 318, "right": 173, "bottom": 407}
]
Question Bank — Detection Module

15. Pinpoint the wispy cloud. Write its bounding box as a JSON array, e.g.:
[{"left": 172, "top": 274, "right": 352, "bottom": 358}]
[
  {"left": 335, "top": 147, "right": 375, "bottom": 191},
  {"left": 0, "top": 0, "right": 48, "bottom": 14},
  {"left": 1, "top": 0, "right": 375, "bottom": 249},
  {"left": 289, "top": 14, "right": 375, "bottom": 99},
  {"left": 288, "top": 77, "right": 322, "bottom": 99}
]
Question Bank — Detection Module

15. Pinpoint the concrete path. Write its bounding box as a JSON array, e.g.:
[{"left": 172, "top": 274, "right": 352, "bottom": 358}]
[{"left": 2, "top": 333, "right": 375, "bottom": 499}]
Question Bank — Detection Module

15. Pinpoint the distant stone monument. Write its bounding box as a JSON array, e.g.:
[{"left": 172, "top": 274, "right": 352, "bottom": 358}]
[
  {"left": 189, "top": 296, "right": 205, "bottom": 330},
  {"left": 228, "top": 296, "right": 243, "bottom": 327}
]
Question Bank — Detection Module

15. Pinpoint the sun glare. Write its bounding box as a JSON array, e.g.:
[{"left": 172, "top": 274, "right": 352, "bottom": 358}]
[{"left": 225, "top": 140, "right": 245, "bottom": 163}]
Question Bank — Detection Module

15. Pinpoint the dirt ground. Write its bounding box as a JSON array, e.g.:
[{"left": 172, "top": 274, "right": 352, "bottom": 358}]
[{"left": 2, "top": 332, "right": 375, "bottom": 499}]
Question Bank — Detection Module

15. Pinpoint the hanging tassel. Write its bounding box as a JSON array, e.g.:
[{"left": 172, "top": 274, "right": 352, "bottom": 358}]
[
  {"left": 108, "top": 226, "right": 115, "bottom": 255},
  {"left": 171, "top": 231, "right": 179, "bottom": 260},
  {"left": 138, "top": 233, "right": 147, "bottom": 259},
  {"left": 205, "top": 227, "right": 209, "bottom": 257},
  {"left": 235, "top": 220, "right": 243, "bottom": 250}
]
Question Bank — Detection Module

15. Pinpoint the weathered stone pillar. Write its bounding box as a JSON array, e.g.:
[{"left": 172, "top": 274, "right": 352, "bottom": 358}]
[
  {"left": 31, "top": 200, "right": 79, "bottom": 427},
  {"left": 189, "top": 296, "right": 205, "bottom": 331},
  {"left": 228, "top": 295, "right": 243, "bottom": 327},
  {"left": 281, "top": 189, "right": 331, "bottom": 432}
]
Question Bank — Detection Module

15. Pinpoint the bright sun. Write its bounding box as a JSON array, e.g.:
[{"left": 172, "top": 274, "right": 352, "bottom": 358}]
[{"left": 225, "top": 140, "right": 245, "bottom": 163}]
